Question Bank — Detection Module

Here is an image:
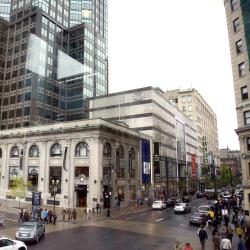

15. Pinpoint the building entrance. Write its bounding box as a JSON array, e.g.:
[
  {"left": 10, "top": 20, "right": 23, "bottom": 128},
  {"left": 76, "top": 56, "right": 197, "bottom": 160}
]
[{"left": 75, "top": 185, "right": 87, "bottom": 207}]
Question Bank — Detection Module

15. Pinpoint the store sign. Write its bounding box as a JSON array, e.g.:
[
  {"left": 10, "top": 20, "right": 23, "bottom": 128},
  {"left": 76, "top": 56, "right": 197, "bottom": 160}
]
[
  {"left": 202, "top": 136, "right": 208, "bottom": 164},
  {"left": 141, "top": 139, "right": 151, "bottom": 183}
]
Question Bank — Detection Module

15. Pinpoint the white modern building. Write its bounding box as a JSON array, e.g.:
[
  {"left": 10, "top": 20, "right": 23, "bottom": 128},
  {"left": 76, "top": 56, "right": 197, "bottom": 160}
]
[
  {"left": 0, "top": 118, "right": 144, "bottom": 209},
  {"left": 89, "top": 86, "right": 199, "bottom": 197}
]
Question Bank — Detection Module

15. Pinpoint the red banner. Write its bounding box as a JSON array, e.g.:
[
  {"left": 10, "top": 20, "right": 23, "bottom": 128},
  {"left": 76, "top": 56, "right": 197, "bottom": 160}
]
[{"left": 192, "top": 154, "right": 196, "bottom": 177}]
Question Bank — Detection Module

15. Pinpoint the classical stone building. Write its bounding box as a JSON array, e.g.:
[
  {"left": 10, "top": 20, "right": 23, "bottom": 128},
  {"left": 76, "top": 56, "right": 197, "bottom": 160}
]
[{"left": 0, "top": 118, "right": 144, "bottom": 209}]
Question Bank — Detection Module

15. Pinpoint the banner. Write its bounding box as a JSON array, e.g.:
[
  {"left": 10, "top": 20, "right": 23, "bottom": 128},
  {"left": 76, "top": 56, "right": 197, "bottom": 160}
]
[
  {"left": 141, "top": 139, "right": 151, "bottom": 183},
  {"left": 192, "top": 154, "right": 196, "bottom": 177},
  {"left": 63, "top": 147, "right": 68, "bottom": 170}
]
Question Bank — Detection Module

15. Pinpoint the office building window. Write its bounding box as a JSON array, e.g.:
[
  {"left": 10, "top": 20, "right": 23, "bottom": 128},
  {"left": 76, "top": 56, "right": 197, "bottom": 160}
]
[
  {"left": 182, "top": 106, "right": 186, "bottom": 112},
  {"left": 233, "top": 18, "right": 240, "bottom": 32},
  {"left": 247, "top": 138, "right": 250, "bottom": 151},
  {"left": 236, "top": 40, "right": 243, "bottom": 54},
  {"left": 241, "top": 86, "right": 248, "bottom": 101},
  {"left": 188, "top": 105, "right": 192, "bottom": 111},
  {"left": 244, "top": 111, "right": 250, "bottom": 125},
  {"left": 231, "top": 0, "right": 238, "bottom": 11},
  {"left": 238, "top": 62, "right": 246, "bottom": 77}
]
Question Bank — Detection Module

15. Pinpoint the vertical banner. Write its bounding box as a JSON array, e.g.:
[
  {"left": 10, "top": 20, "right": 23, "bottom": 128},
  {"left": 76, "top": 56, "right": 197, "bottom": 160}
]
[
  {"left": 141, "top": 139, "right": 151, "bottom": 183},
  {"left": 129, "top": 152, "right": 132, "bottom": 173},
  {"left": 63, "top": 147, "right": 68, "bottom": 170},
  {"left": 192, "top": 154, "right": 196, "bottom": 177},
  {"left": 116, "top": 149, "right": 120, "bottom": 172}
]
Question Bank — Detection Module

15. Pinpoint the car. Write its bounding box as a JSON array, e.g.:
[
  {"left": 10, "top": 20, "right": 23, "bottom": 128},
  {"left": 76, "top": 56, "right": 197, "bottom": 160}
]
[
  {"left": 0, "top": 236, "right": 27, "bottom": 250},
  {"left": 16, "top": 221, "right": 45, "bottom": 243},
  {"left": 152, "top": 200, "right": 166, "bottom": 210},
  {"left": 196, "top": 191, "right": 204, "bottom": 198},
  {"left": 189, "top": 212, "right": 203, "bottom": 225},
  {"left": 221, "top": 192, "right": 232, "bottom": 201},
  {"left": 174, "top": 203, "right": 192, "bottom": 213},
  {"left": 182, "top": 195, "right": 191, "bottom": 203},
  {"left": 198, "top": 205, "right": 211, "bottom": 216}
]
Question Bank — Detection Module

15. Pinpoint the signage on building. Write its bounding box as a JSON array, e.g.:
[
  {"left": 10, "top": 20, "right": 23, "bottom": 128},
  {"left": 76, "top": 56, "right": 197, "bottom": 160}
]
[
  {"left": 202, "top": 136, "right": 208, "bottom": 164},
  {"left": 141, "top": 139, "right": 151, "bottom": 183},
  {"left": 192, "top": 154, "right": 196, "bottom": 177}
]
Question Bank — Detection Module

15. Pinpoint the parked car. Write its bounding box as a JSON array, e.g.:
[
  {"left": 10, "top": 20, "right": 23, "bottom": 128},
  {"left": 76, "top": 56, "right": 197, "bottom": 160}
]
[
  {"left": 189, "top": 212, "right": 203, "bottom": 225},
  {"left": 198, "top": 205, "right": 211, "bottom": 216},
  {"left": 16, "top": 221, "right": 45, "bottom": 243},
  {"left": 0, "top": 236, "right": 27, "bottom": 250},
  {"left": 152, "top": 200, "right": 166, "bottom": 210},
  {"left": 174, "top": 203, "right": 191, "bottom": 213}
]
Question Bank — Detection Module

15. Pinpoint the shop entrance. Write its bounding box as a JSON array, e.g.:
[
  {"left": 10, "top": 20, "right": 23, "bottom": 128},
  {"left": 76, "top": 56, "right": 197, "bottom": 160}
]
[{"left": 75, "top": 185, "right": 87, "bottom": 207}]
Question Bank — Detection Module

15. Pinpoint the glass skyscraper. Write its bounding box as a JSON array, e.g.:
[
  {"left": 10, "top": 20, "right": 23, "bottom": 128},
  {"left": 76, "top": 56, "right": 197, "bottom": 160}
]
[
  {"left": 0, "top": 0, "right": 108, "bottom": 129},
  {"left": 0, "top": 0, "right": 11, "bottom": 21}
]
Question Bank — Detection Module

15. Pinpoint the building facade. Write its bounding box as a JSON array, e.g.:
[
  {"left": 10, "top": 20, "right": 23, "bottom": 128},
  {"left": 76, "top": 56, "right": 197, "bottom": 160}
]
[
  {"left": 0, "top": 0, "right": 11, "bottom": 21},
  {"left": 0, "top": 118, "right": 143, "bottom": 209},
  {"left": 89, "top": 87, "right": 199, "bottom": 198},
  {"left": 165, "top": 89, "right": 219, "bottom": 179},
  {"left": 224, "top": 0, "right": 250, "bottom": 215},
  {"left": 0, "top": 0, "right": 108, "bottom": 129}
]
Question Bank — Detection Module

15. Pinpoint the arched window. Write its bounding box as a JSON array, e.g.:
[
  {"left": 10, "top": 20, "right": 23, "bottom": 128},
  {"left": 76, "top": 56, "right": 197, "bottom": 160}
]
[
  {"left": 130, "top": 147, "right": 135, "bottom": 160},
  {"left": 0, "top": 148, "right": 2, "bottom": 158},
  {"left": 10, "top": 146, "right": 19, "bottom": 158},
  {"left": 29, "top": 145, "right": 39, "bottom": 158},
  {"left": 50, "top": 143, "right": 62, "bottom": 157},
  {"left": 75, "top": 142, "right": 89, "bottom": 157},
  {"left": 116, "top": 145, "right": 124, "bottom": 159},
  {"left": 103, "top": 143, "right": 111, "bottom": 157}
]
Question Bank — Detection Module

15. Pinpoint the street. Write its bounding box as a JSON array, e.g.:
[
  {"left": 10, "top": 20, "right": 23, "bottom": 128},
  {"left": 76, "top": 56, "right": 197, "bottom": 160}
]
[{"left": 0, "top": 197, "right": 240, "bottom": 249}]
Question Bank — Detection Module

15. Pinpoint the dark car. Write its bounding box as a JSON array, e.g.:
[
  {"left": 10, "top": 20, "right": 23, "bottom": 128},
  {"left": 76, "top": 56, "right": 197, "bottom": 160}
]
[
  {"left": 189, "top": 212, "right": 203, "bottom": 225},
  {"left": 16, "top": 222, "right": 45, "bottom": 243},
  {"left": 196, "top": 191, "right": 204, "bottom": 198},
  {"left": 182, "top": 195, "right": 191, "bottom": 203}
]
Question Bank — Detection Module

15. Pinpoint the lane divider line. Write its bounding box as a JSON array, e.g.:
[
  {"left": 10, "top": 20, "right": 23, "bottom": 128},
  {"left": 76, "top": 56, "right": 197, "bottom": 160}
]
[{"left": 155, "top": 218, "right": 165, "bottom": 222}]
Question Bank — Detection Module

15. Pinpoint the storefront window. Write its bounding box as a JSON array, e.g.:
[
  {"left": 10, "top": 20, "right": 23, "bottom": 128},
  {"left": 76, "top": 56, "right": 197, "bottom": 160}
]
[
  {"left": 75, "top": 166, "right": 89, "bottom": 177},
  {"left": 49, "top": 166, "right": 62, "bottom": 194},
  {"left": 9, "top": 166, "right": 19, "bottom": 188},
  {"left": 117, "top": 185, "right": 124, "bottom": 201},
  {"left": 117, "top": 168, "right": 124, "bottom": 178},
  {"left": 28, "top": 166, "right": 38, "bottom": 191}
]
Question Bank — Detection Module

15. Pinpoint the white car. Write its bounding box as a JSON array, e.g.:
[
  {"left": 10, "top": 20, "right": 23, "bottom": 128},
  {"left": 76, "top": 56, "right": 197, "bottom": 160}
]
[
  {"left": 152, "top": 200, "right": 166, "bottom": 210},
  {"left": 174, "top": 203, "right": 191, "bottom": 213},
  {"left": 198, "top": 205, "right": 211, "bottom": 215},
  {"left": 0, "top": 236, "right": 27, "bottom": 250}
]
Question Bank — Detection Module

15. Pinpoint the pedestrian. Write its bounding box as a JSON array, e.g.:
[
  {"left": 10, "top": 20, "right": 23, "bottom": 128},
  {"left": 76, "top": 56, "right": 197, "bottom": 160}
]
[
  {"left": 237, "top": 224, "right": 244, "bottom": 238},
  {"left": 61, "top": 208, "right": 66, "bottom": 222},
  {"left": 18, "top": 208, "right": 23, "bottom": 223},
  {"left": 87, "top": 207, "right": 91, "bottom": 220},
  {"left": 41, "top": 209, "right": 45, "bottom": 223},
  {"left": 83, "top": 207, "right": 87, "bottom": 220},
  {"left": 212, "top": 231, "right": 220, "bottom": 250},
  {"left": 221, "top": 236, "right": 232, "bottom": 250},
  {"left": 183, "top": 242, "right": 193, "bottom": 250},
  {"left": 197, "top": 225, "right": 208, "bottom": 250},
  {"left": 44, "top": 209, "right": 48, "bottom": 224},
  {"left": 172, "top": 240, "right": 182, "bottom": 250},
  {"left": 67, "top": 208, "right": 71, "bottom": 222},
  {"left": 72, "top": 208, "right": 77, "bottom": 223},
  {"left": 227, "top": 225, "right": 234, "bottom": 242},
  {"left": 52, "top": 211, "right": 57, "bottom": 225},
  {"left": 96, "top": 202, "right": 100, "bottom": 214},
  {"left": 48, "top": 210, "right": 53, "bottom": 224},
  {"left": 245, "top": 235, "right": 250, "bottom": 250},
  {"left": 238, "top": 235, "right": 246, "bottom": 250},
  {"left": 224, "top": 214, "right": 230, "bottom": 227}
]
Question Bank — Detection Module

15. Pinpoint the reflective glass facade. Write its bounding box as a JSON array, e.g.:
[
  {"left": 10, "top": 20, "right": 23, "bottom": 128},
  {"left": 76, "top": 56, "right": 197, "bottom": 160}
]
[{"left": 0, "top": 0, "right": 11, "bottom": 21}]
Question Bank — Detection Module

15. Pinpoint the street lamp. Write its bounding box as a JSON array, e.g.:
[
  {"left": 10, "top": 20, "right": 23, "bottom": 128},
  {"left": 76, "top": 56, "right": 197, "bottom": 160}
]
[
  {"left": 208, "top": 152, "right": 217, "bottom": 194},
  {"left": 51, "top": 179, "right": 60, "bottom": 211}
]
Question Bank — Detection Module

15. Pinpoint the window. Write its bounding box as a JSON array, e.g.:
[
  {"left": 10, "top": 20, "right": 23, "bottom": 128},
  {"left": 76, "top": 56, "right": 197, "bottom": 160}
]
[
  {"left": 130, "top": 148, "right": 135, "bottom": 160},
  {"left": 75, "top": 142, "right": 89, "bottom": 157},
  {"left": 233, "top": 18, "right": 240, "bottom": 32},
  {"left": 244, "top": 111, "right": 250, "bottom": 125},
  {"left": 241, "top": 86, "right": 248, "bottom": 101},
  {"left": 75, "top": 166, "right": 89, "bottom": 178},
  {"left": 231, "top": 0, "right": 238, "bottom": 11},
  {"left": 182, "top": 106, "right": 186, "bottom": 112},
  {"left": 238, "top": 62, "right": 246, "bottom": 77},
  {"left": 247, "top": 138, "right": 250, "bottom": 151},
  {"left": 188, "top": 105, "right": 192, "bottom": 111},
  {"left": 49, "top": 167, "right": 61, "bottom": 194},
  {"left": 50, "top": 143, "right": 62, "bottom": 157},
  {"left": 28, "top": 166, "right": 38, "bottom": 191},
  {"left": 29, "top": 145, "right": 39, "bottom": 157},
  {"left": 116, "top": 145, "right": 124, "bottom": 159},
  {"left": 103, "top": 143, "right": 111, "bottom": 157},
  {"left": 181, "top": 96, "right": 186, "bottom": 103},
  {"left": 10, "top": 146, "right": 19, "bottom": 158},
  {"left": 236, "top": 40, "right": 243, "bottom": 54}
]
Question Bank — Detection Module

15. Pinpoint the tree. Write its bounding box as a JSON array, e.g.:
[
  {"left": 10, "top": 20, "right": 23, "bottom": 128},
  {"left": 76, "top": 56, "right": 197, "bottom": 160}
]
[{"left": 10, "top": 177, "right": 32, "bottom": 209}]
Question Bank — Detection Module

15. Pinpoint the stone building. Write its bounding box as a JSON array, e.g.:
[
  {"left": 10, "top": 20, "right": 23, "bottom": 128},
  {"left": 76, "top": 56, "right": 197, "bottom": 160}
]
[{"left": 0, "top": 118, "right": 144, "bottom": 209}]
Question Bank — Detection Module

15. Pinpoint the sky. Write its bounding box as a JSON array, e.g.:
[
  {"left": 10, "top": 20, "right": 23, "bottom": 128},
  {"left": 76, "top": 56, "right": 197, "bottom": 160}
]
[{"left": 107, "top": 0, "right": 239, "bottom": 150}]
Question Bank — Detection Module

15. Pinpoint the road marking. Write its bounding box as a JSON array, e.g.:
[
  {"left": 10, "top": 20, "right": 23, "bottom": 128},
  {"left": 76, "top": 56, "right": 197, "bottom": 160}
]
[
  {"left": 140, "top": 213, "right": 145, "bottom": 216},
  {"left": 125, "top": 217, "right": 131, "bottom": 220},
  {"left": 5, "top": 218, "right": 18, "bottom": 222},
  {"left": 155, "top": 218, "right": 165, "bottom": 222},
  {"left": 180, "top": 224, "right": 187, "bottom": 227}
]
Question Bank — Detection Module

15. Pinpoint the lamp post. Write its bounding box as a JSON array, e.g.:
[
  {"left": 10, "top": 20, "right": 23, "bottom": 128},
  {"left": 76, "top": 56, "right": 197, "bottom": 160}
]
[
  {"left": 51, "top": 179, "right": 60, "bottom": 211},
  {"left": 208, "top": 152, "right": 217, "bottom": 194}
]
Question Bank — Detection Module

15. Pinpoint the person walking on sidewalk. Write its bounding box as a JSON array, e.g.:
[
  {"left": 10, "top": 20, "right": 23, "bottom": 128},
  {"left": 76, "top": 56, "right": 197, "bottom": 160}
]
[
  {"left": 197, "top": 225, "right": 208, "bottom": 250},
  {"left": 172, "top": 240, "right": 182, "bottom": 250},
  {"left": 96, "top": 202, "right": 100, "bottom": 214},
  {"left": 221, "top": 236, "right": 232, "bottom": 250},
  {"left": 72, "top": 209, "right": 77, "bottom": 223},
  {"left": 52, "top": 211, "right": 57, "bottom": 225},
  {"left": 212, "top": 231, "right": 220, "bottom": 250},
  {"left": 237, "top": 235, "right": 246, "bottom": 250},
  {"left": 183, "top": 242, "right": 193, "bottom": 250},
  {"left": 67, "top": 208, "right": 71, "bottom": 222},
  {"left": 18, "top": 208, "right": 23, "bottom": 223},
  {"left": 61, "top": 208, "right": 66, "bottom": 222}
]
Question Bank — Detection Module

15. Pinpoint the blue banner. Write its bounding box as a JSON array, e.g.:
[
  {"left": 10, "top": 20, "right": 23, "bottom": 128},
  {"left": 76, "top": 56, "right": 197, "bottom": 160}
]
[{"left": 141, "top": 139, "right": 151, "bottom": 183}]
